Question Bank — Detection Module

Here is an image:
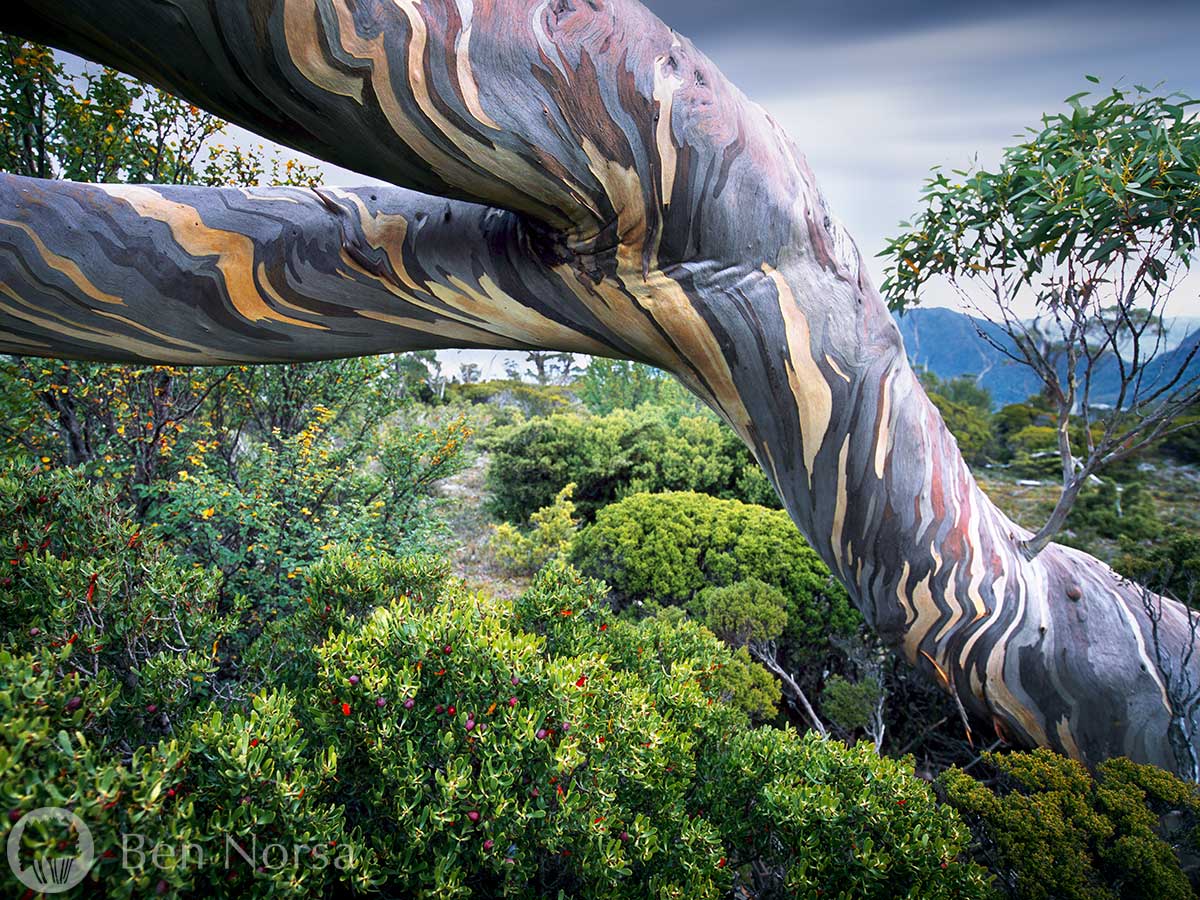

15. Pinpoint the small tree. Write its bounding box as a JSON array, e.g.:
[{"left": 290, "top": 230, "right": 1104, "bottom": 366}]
[{"left": 883, "top": 82, "right": 1200, "bottom": 556}]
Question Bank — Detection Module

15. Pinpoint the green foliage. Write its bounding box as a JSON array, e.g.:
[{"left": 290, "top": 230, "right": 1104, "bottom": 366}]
[
  {"left": 883, "top": 83, "right": 1200, "bottom": 308},
  {"left": 1115, "top": 526, "right": 1200, "bottom": 603},
  {"left": 572, "top": 491, "right": 859, "bottom": 674},
  {"left": 690, "top": 578, "right": 788, "bottom": 648},
  {"left": 486, "top": 408, "right": 777, "bottom": 524},
  {"left": 1066, "top": 479, "right": 1162, "bottom": 544},
  {"left": 0, "top": 465, "right": 235, "bottom": 744},
  {"left": 446, "top": 379, "right": 574, "bottom": 419},
  {"left": 489, "top": 483, "right": 579, "bottom": 576},
  {"left": 699, "top": 732, "right": 993, "bottom": 899},
  {"left": 940, "top": 749, "right": 1200, "bottom": 900},
  {"left": 145, "top": 408, "right": 471, "bottom": 609},
  {"left": 574, "top": 360, "right": 701, "bottom": 417},
  {"left": 1160, "top": 416, "right": 1200, "bottom": 464},
  {"left": 821, "top": 674, "right": 885, "bottom": 734}
]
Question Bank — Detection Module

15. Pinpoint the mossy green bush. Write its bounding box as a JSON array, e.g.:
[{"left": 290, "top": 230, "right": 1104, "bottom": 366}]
[
  {"left": 485, "top": 408, "right": 777, "bottom": 524},
  {"left": 940, "top": 749, "right": 1200, "bottom": 900},
  {"left": 571, "top": 491, "right": 859, "bottom": 672}
]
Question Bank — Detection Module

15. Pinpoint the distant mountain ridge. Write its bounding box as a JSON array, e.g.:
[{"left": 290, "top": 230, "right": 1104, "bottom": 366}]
[{"left": 893, "top": 307, "right": 1200, "bottom": 408}]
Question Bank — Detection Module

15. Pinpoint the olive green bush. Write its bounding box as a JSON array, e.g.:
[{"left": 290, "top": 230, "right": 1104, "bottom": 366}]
[
  {"left": 489, "top": 483, "right": 579, "bottom": 575},
  {"left": 940, "top": 749, "right": 1200, "bottom": 900},
  {"left": 571, "top": 491, "right": 859, "bottom": 674},
  {"left": 485, "top": 408, "right": 777, "bottom": 524}
]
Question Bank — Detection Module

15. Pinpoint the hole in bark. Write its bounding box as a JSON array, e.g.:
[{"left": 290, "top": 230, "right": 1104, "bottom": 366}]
[{"left": 694, "top": 70, "right": 706, "bottom": 87}]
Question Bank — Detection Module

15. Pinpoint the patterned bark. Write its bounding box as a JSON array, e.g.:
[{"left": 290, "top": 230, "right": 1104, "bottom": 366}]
[{"left": 1, "top": 0, "right": 1195, "bottom": 772}]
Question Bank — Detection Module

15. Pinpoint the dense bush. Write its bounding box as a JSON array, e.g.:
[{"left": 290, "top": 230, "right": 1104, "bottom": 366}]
[
  {"left": 446, "top": 379, "right": 574, "bottom": 419},
  {"left": 485, "top": 408, "right": 778, "bottom": 524},
  {"left": 571, "top": 491, "right": 859, "bottom": 676},
  {"left": 0, "top": 465, "right": 236, "bottom": 745},
  {"left": 146, "top": 407, "right": 470, "bottom": 609},
  {"left": 0, "top": 476, "right": 994, "bottom": 899},
  {"left": 940, "top": 749, "right": 1200, "bottom": 900},
  {"left": 489, "top": 483, "right": 579, "bottom": 575},
  {"left": 1066, "top": 479, "right": 1162, "bottom": 545}
]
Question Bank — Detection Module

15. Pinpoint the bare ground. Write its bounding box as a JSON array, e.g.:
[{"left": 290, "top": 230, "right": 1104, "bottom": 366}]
[{"left": 436, "top": 452, "right": 531, "bottom": 599}]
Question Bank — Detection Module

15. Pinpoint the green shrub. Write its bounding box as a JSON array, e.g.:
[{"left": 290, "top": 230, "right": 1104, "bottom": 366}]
[
  {"left": 489, "top": 483, "right": 578, "bottom": 575},
  {"left": 940, "top": 749, "right": 1200, "bottom": 900},
  {"left": 446, "top": 379, "right": 574, "bottom": 418},
  {"left": 485, "top": 408, "right": 777, "bottom": 524},
  {"left": 0, "top": 464, "right": 236, "bottom": 744},
  {"left": 1115, "top": 526, "right": 1200, "bottom": 603},
  {"left": 145, "top": 409, "right": 470, "bottom": 610},
  {"left": 573, "top": 491, "right": 857, "bottom": 660},
  {"left": 1067, "top": 480, "right": 1162, "bottom": 544}
]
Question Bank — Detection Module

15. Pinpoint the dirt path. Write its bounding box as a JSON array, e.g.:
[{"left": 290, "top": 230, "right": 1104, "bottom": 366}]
[{"left": 437, "top": 452, "right": 531, "bottom": 599}]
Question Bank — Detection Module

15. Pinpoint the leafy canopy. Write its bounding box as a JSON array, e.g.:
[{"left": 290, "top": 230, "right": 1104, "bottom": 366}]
[{"left": 882, "top": 81, "right": 1200, "bottom": 308}]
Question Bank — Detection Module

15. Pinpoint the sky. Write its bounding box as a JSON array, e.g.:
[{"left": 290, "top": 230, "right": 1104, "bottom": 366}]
[{"left": 66, "top": 1, "right": 1200, "bottom": 377}]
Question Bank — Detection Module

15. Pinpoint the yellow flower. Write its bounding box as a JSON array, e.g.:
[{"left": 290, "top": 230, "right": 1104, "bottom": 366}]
[
  {"left": 201, "top": 507, "right": 216, "bottom": 519},
  {"left": 300, "top": 507, "right": 312, "bottom": 516}
]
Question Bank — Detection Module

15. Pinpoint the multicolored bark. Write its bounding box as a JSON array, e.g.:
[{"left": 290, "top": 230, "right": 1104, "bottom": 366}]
[{"left": 1, "top": 0, "right": 1194, "bottom": 772}]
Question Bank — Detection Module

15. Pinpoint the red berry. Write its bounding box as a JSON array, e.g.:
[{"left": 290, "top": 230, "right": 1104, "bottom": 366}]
[
  {"left": 8, "top": 809, "right": 21, "bottom": 823},
  {"left": 156, "top": 879, "right": 169, "bottom": 895},
  {"left": 443, "top": 644, "right": 452, "bottom": 655},
  {"left": 146, "top": 704, "right": 158, "bottom": 714},
  {"left": 435, "top": 705, "right": 444, "bottom": 714},
  {"left": 65, "top": 696, "right": 82, "bottom": 712},
  {"left": 508, "top": 696, "right": 518, "bottom": 707},
  {"left": 448, "top": 705, "right": 456, "bottom": 716},
  {"left": 483, "top": 839, "right": 494, "bottom": 851}
]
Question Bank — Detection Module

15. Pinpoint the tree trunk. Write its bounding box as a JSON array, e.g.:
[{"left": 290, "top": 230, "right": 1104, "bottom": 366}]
[{"left": 0, "top": 0, "right": 1195, "bottom": 774}]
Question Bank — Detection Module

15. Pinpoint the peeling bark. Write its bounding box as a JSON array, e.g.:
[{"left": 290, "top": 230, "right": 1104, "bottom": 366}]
[{"left": 0, "top": 0, "right": 1196, "bottom": 773}]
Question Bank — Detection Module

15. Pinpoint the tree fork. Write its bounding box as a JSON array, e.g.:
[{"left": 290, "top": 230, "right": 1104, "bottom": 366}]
[{"left": 0, "top": 0, "right": 1195, "bottom": 773}]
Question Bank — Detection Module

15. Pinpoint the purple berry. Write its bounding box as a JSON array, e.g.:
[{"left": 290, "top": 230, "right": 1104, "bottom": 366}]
[
  {"left": 483, "top": 839, "right": 494, "bottom": 851},
  {"left": 477, "top": 724, "right": 487, "bottom": 734},
  {"left": 28, "top": 627, "right": 40, "bottom": 637},
  {"left": 619, "top": 831, "right": 629, "bottom": 842},
  {"left": 403, "top": 698, "right": 415, "bottom": 710},
  {"left": 536, "top": 729, "right": 547, "bottom": 740},
  {"left": 508, "top": 696, "right": 518, "bottom": 707},
  {"left": 561, "top": 722, "right": 570, "bottom": 733},
  {"left": 467, "top": 810, "right": 480, "bottom": 823},
  {"left": 349, "top": 675, "right": 360, "bottom": 686},
  {"left": 465, "top": 720, "right": 475, "bottom": 731},
  {"left": 65, "top": 696, "right": 82, "bottom": 712},
  {"left": 376, "top": 697, "right": 387, "bottom": 708},
  {"left": 511, "top": 675, "right": 520, "bottom": 686},
  {"left": 435, "top": 704, "right": 444, "bottom": 714},
  {"left": 146, "top": 704, "right": 158, "bottom": 714}
]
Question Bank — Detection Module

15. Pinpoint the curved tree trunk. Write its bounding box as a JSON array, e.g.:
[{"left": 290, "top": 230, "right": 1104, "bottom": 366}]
[{"left": 0, "top": 0, "right": 1195, "bottom": 774}]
